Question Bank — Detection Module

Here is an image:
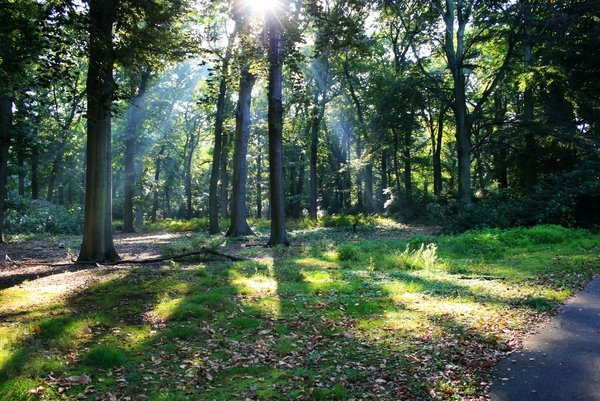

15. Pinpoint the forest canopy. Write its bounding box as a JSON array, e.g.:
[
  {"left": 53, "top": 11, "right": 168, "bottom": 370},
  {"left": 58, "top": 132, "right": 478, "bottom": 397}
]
[{"left": 1, "top": 0, "right": 599, "bottom": 242}]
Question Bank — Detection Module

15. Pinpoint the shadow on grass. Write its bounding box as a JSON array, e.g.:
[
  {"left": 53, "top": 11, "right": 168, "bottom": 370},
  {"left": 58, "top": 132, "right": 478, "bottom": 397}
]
[{"left": 0, "top": 231, "right": 584, "bottom": 400}]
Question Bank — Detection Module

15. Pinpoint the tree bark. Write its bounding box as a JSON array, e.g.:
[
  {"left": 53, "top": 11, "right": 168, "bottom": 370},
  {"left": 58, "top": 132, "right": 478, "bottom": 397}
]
[
  {"left": 403, "top": 128, "right": 412, "bottom": 211},
  {"left": 31, "top": 145, "right": 39, "bottom": 200},
  {"left": 220, "top": 134, "right": 229, "bottom": 219},
  {"left": 523, "top": 28, "right": 536, "bottom": 194},
  {"left": 0, "top": 92, "right": 12, "bottom": 242},
  {"left": 226, "top": 66, "right": 256, "bottom": 237},
  {"left": 309, "top": 56, "right": 329, "bottom": 220},
  {"left": 256, "top": 140, "right": 262, "bottom": 219},
  {"left": 123, "top": 68, "right": 150, "bottom": 232},
  {"left": 78, "top": 0, "right": 119, "bottom": 263},
  {"left": 266, "top": 6, "right": 289, "bottom": 246},
  {"left": 209, "top": 27, "right": 238, "bottom": 234},
  {"left": 293, "top": 154, "right": 305, "bottom": 219},
  {"left": 17, "top": 148, "right": 25, "bottom": 197},
  {"left": 392, "top": 128, "right": 403, "bottom": 215}
]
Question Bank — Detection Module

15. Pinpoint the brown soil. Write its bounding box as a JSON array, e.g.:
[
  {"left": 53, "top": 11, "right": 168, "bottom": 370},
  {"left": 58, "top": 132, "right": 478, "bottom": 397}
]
[{"left": 0, "top": 226, "right": 440, "bottom": 297}]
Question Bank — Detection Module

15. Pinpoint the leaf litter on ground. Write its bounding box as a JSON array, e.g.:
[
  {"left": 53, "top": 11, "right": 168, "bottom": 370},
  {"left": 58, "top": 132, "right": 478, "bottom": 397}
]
[{"left": 0, "top": 224, "right": 599, "bottom": 400}]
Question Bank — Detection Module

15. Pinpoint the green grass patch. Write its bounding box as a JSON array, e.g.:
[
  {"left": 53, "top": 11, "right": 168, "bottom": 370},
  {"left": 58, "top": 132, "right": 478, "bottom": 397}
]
[
  {"left": 83, "top": 345, "right": 127, "bottom": 368},
  {"left": 1, "top": 221, "right": 599, "bottom": 400}
]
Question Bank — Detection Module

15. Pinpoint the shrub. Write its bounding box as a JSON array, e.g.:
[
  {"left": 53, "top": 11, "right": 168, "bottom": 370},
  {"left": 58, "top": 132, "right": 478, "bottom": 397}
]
[
  {"left": 335, "top": 243, "right": 361, "bottom": 261},
  {"left": 4, "top": 197, "right": 84, "bottom": 235},
  {"left": 385, "top": 243, "right": 438, "bottom": 270}
]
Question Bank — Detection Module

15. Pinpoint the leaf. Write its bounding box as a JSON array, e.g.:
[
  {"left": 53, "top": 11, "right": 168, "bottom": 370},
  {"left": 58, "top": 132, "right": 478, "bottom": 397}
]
[{"left": 66, "top": 374, "right": 92, "bottom": 385}]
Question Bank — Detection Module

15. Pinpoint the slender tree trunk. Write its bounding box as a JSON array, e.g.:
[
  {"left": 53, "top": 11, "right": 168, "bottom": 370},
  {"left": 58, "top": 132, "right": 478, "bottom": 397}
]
[
  {"left": 309, "top": 98, "right": 326, "bottom": 219},
  {"left": 31, "top": 146, "right": 39, "bottom": 200},
  {"left": 523, "top": 28, "right": 536, "bottom": 194},
  {"left": 227, "top": 66, "right": 256, "bottom": 237},
  {"left": 17, "top": 148, "right": 25, "bottom": 197},
  {"left": 0, "top": 91, "right": 12, "bottom": 242},
  {"left": 47, "top": 89, "right": 83, "bottom": 204},
  {"left": 220, "top": 135, "right": 229, "bottom": 219},
  {"left": 309, "top": 57, "right": 328, "bottom": 220},
  {"left": 124, "top": 68, "right": 150, "bottom": 232},
  {"left": 185, "top": 133, "right": 198, "bottom": 220},
  {"left": 440, "top": 0, "right": 471, "bottom": 203},
  {"left": 46, "top": 140, "right": 66, "bottom": 203},
  {"left": 266, "top": 6, "right": 289, "bottom": 246},
  {"left": 78, "top": 0, "right": 119, "bottom": 262},
  {"left": 392, "top": 128, "right": 403, "bottom": 215},
  {"left": 380, "top": 150, "right": 387, "bottom": 210},
  {"left": 293, "top": 154, "right": 304, "bottom": 219},
  {"left": 151, "top": 143, "right": 166, "bottom": 223},
  {"left": 403, "top": 129, "right": 412, "bottom": 211},
  {"left": 256, "top": 141, "right": 262, "bottom": 219},
  {"left": 433, "top": 109, "right": 445, "bottom": 196},
  {"left": 209, "top": 28, "right": 239, "bottom": 234}
]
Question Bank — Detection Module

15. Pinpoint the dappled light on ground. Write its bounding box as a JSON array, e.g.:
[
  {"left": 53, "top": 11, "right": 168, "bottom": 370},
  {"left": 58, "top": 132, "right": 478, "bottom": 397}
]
[{"left": 0, "top": 224, "right": 598, "bottom": 400}]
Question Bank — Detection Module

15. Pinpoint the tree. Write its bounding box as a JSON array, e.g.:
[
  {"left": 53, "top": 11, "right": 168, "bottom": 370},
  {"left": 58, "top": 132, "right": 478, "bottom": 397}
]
[
  {"left": 207, "top": 1, "right": 241, "bottom": 235},
  {"left": 123, "top": 68, "right": 150, "bottom": 232},
  {"left": 432, "top": 0, "right": 520, "bottom": 203},
  {"left": 266, "top": 0, "right": 289, "bottom": 246},
  {"left": 78, "top": 0, "right": 120, "bottom": 262},
  {"left": 227, "top": 65, "right": 256, "bottom": 237},
  {"left": 0, "top": 0, "right": 49, "bottom": 242}
]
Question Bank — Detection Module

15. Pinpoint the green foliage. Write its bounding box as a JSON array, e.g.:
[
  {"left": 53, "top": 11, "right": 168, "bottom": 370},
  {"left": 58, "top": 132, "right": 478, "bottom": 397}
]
[
  {"left": 335, "top": 243, "right": 361, "bottom": 261},
  {"left": 4, "top": 197, "right": 84, "bottom": 235},
  {"left": 1, "top": 224, "right": 599, "bottom": 400},
  {"left": 384, "top": 243, "right": 438, "bottom": 270}
]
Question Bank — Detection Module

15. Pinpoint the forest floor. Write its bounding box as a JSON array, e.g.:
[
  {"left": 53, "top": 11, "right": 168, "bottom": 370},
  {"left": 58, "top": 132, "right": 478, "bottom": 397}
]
[{"left": 1, "top": 224, "right": 599, "bottom": 401}]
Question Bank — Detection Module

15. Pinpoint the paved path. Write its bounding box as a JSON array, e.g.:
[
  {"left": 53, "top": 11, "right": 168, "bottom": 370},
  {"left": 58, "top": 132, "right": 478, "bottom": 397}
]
[{"left": 490, "top": 276, "right": 600, "bottom": 401}]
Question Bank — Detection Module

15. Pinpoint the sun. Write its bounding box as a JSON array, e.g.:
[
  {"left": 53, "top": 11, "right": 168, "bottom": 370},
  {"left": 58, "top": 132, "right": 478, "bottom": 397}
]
[{"left": 244, "top": 0, "right": 281, "bottom": 15}]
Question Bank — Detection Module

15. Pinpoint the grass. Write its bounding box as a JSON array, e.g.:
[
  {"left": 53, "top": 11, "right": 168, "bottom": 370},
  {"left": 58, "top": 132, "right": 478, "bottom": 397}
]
[{"left": 0, "top": 222, "right": 599, "bottom": 400}]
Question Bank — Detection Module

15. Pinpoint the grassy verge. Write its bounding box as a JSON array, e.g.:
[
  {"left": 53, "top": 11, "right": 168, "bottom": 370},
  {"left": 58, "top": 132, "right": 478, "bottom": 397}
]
[{"left": 0, "top": 223, "right": 598, "bottom": 400}]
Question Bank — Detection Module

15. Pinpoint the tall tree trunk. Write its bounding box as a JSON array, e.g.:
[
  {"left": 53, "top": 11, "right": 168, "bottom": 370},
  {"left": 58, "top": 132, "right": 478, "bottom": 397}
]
[
  {"left": 403, "top": 129, "right": 412, "bottom": 211},
  {"left": 433, "top": 110, "right": 445, "bottom": 196},
  {"left": 440, "top": 0, "right": 471, "bottom": 203},
  {"left": 392, "top": 128, "right": 403, "bottom": 215},
  {"left": 227, "top": 67, "right": 256, "bottom": 237},
  {"left": 309, "top": 57, "right": 328, "bottom": 220},
  {"left": 293, "top": 154, "right": 304, "bottom": 219},
  {"left": 380, "top": 150, "right": 387, "bottom": 211},
  {"left": 220, "top": 135, "right": 229, "bottom": 219},
  {"left": 47, "top": 88, "right": 84, "bottom": 203},
  {"left": 46, "top": 140, "right": 66, "bottom": 203},
  {"left": 185, "top": 133, "right": 198, "bottom": 220},
  {"left": 17, "top": 148, "right": 25, "bottom": 197},
  {"left": 266, "top": 5, "right": 289, "bottom": 246},
  {"left": 151, "top": 142, "right": 166, "bottom": 223},
  {"left": 209, "top": 27, "right": 239, "bottom": 234},
  {"left": 0, "top": 92, "right": 12, "bottom": 242},
  {"left": 124, "top": 68, "right": 150, "bottom": 232},
  {"left": 343, "top": 59, "right": 373, "bottom": 213},
  {"left": 309, "top": 100, "right": 326, "bottom": 219},
  {"left": 523, "top": 28, "right": 536, "bottom": 194},
  {"left": 78, "top": 0, "right": 119, "bottom": 262},
  {"left": 31, "top": 146, "right": 39, "bottom": 200},
  {"left": 256, "top": 141, "right": 262, "bottom": 219}
]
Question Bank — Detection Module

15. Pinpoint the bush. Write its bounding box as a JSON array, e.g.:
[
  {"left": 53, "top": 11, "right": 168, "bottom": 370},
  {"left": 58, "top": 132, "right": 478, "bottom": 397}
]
[
  {"left": 384, "top": 243, "right": 438, "bottom": 270},
  {"left": 4, "top": 197, "right": 84, "bottom": 235},
  {"left": 335, "top": 243, "right": 361, "bottom": 261}
]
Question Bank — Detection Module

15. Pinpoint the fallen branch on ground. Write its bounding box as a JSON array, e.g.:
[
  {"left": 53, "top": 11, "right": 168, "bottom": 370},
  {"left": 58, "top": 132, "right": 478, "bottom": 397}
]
[
  {"left": 457, "top": 275, "right": 505, "bottom": 280},
  {"left": 47, "top": 247, "right": 250, "bottom": 267},
  {"left": 108, "top": 247, "right": 250, "bottom": 264}
]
